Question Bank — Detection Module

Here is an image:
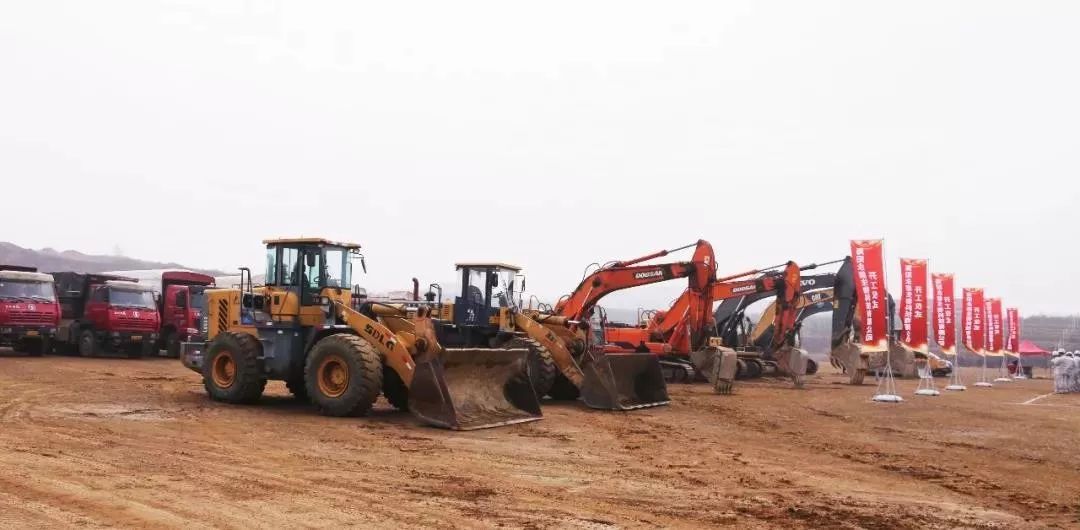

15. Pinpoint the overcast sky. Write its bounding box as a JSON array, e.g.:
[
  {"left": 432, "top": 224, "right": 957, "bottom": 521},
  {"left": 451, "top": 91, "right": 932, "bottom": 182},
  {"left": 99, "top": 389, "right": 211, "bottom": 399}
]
[{"left": 1, "top": 1, "right": 1077, "bottom": 314}]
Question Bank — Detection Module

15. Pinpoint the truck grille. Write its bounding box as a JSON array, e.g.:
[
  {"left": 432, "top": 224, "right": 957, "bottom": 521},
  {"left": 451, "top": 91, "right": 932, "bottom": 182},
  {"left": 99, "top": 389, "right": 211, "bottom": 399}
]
[
  {"left": 5, "top": 310, "right": 53, "bottom": 325},
  {"left": 113, "top": 316, "right": 157, "bottom": 331}
]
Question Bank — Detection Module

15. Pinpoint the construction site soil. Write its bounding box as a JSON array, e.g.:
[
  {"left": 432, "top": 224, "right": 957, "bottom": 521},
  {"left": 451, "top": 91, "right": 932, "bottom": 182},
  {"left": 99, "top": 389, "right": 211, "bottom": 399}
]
[{"left": 1, "top": 352, "right": 1078, "bottom": 529}]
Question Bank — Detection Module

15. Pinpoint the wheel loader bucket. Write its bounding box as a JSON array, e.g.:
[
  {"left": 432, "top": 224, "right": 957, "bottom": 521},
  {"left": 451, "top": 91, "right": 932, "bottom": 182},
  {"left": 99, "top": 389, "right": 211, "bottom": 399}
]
[
  {"left": 579, "top": 352, "right": 670, "bottom": 410},
  {"left": 407, "top": 348, "right": 542, "bottom": 430}
]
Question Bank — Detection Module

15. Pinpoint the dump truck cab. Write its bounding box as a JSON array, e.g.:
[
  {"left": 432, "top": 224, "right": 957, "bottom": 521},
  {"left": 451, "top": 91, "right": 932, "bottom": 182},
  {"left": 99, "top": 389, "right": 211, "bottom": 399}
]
[
  {"left": 52, "top": 272, "right": 160, "bottom": 357},
  {"left": 0, "top": 266, "right": 60, "bottom": 355},
  {"left": 155, "top": 271, "right": 217, "bottom": 357}
]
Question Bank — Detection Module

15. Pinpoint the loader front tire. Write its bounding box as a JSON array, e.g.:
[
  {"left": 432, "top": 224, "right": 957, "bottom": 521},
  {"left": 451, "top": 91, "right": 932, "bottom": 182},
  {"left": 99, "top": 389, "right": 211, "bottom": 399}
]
[
  {"left": 305, "top": 334, "right": 382, "bottom": 417},
  {"left": 506, "top": 337, "right": 557, "bottom": 397},
  {"left": 202, "top": 332, "right": 266, "bottom": 404}
]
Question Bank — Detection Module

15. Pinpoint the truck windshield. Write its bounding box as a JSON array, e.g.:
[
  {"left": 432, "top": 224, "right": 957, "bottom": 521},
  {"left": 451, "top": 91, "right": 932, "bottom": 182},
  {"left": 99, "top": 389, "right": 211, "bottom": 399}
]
[
  {"left": 0, "top": 280, "right": 56, "bottom": 301},
  {"left": 110, "top": 289, "right": 156, "bottom": 309},
  {"left": 189, "top": 291, "right": 206, "bottom": 312}
]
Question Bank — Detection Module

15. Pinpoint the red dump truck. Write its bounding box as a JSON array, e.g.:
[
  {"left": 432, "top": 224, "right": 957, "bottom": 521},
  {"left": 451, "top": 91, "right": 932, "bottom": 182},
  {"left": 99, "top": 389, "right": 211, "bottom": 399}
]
[
  {"left": 154, "top": 271, "right": 215, "bottom": 357},
  {"left": 52, "top": 272, "right": 161, "bottom": 358},
  {"left": 0, "top": 265, "right": 61, "bottom": 355}
]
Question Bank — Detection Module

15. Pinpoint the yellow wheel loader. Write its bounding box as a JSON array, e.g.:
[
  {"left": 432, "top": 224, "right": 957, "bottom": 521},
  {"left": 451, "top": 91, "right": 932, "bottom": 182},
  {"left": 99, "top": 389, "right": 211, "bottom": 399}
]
[
  {"left": 179, "top": 238, "right": 540, "bottom": 430},
  {"left": 378, "top": 263, "right": 668, "bottom": 411}
]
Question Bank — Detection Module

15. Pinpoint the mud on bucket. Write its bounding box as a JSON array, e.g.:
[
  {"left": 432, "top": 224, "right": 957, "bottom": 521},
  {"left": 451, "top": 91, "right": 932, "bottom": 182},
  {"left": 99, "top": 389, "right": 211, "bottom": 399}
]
[
  {"left": 580, "top": 352, "right": 670, "bottom": 410},
  {"left": 408, "top": 348, "right": 542, "bottom": 430}
]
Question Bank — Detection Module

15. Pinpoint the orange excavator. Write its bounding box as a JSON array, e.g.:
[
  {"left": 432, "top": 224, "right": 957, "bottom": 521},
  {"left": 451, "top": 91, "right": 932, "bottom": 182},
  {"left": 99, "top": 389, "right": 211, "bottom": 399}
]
[
  {"left": 602, "top": 261, "right": 811, "bottom": 391},
  {"left": 527, "top": 241, "right": 737, "bottom": 397}
]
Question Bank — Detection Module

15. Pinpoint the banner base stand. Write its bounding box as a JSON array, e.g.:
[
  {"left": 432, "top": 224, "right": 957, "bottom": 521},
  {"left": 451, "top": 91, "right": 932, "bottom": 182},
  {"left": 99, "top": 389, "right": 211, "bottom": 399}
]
[
  {"left": 994, "top": 377, "right": 1012, "bottom": 383},
  {"left": 914, "top": 389, "right": 940, "bottom": 396},
  {"left": 873, "top": 394, "right": 904, "bottom": 403},
  {"left": 974, "top": 382, "right": 993, "bottom": 388},
  {"left": 945, "top": 384, "right": 967, "bottom": 391},
  {"left": 1012, "top": 375, "right": 1027, "bottom": 380}
]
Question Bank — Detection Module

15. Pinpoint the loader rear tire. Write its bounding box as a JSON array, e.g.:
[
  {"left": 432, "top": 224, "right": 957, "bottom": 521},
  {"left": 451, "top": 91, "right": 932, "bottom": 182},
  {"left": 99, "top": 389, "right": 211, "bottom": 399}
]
[
  {"left": 382, "top": 368, "right": 409, "bottom": 411},
  {"left": 546, "top": 373, "right": 580, "bottom": 401},
  {"left": 305, "top": 334, "right": 382, "bottom": 417},
  {"left": 506, "top": 337, "right": 557, "bottom": 397},
  {"left": 202, "top": 332, "right": 266, "bottom": 404}
]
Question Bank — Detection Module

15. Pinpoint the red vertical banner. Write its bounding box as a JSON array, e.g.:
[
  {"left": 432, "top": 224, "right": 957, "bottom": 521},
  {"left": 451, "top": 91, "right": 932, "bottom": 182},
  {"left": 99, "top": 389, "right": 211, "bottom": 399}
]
[
  {"left": 989, "top": 298, "right": 1004, "bottom": 354},
  {"left": 900, "top": 258, "right": 928, "bottom": 352},
  {"left": 1005, "top": 308, "right": 1020, "bottom": 353},
  {"left": 933, "top": 273, "right": 956, "bottom": 355},
  {"left": 962, "top": 288, "right": 985, "bottom": 355},
  {"left": 850, "top": 240, "right": 889, "bottom": 352}
]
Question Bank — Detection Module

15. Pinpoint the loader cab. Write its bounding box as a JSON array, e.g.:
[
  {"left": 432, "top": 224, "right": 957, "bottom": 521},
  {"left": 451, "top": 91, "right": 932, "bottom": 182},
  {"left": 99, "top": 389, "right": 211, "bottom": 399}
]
[
  {"left": 261, "top": 238, "right": 363, "bottom": 314},
  {"left": 452, "top": 263, "right": 521, "bottom": 328}
]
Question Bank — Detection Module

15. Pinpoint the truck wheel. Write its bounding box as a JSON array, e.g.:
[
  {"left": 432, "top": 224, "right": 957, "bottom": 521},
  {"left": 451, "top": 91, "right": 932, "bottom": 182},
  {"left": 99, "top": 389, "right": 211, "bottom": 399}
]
[
  {"left": 546, "top": 373, "right": 580, "bottom": 401},
  {"left": 202, "top": 332, "right": 266, "bottom": 404},
  {"left": 78, "top": 330, "right": 96, "bottom": 357},
  {"left": 505, "top": 337, "right": 557, "bottom": 397},
  {"left": 304, "top": 334, "right": 382, "bottom": 417},
  {"left": 165, "top": 331, "right": 181, "bottom": 358},
  {"left": 382, "top": 367, "right": 409, "bottom": 410}
]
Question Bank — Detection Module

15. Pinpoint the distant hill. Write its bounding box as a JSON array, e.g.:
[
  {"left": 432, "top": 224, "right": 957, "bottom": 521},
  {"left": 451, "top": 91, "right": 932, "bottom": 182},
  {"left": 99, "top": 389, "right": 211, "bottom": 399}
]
[{"left": 0, "top": 242, "right": 225, "bottom": 277}]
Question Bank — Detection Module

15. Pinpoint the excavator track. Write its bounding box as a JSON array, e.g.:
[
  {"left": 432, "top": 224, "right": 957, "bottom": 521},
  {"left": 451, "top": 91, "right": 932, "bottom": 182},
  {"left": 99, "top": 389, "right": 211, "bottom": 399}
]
[{"left": 659, "top": 359, "right": 696, "bottom": 383}]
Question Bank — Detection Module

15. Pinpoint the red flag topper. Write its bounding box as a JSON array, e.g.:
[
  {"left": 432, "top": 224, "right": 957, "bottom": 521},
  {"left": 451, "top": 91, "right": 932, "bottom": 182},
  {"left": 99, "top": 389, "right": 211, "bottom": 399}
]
[
  {"left": 850, "top": 240, "right": 889, "bottom": 352},
  {"left": 900, "top": 258, "right": 928, "bottom": 353},
  {"left": 932, "top": 273, "right": 956, "bottom": 355}
]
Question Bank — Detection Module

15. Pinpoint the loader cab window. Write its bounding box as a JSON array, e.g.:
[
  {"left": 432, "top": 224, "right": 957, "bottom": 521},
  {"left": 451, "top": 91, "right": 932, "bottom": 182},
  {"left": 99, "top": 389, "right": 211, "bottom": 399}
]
[
  {"left": 324, "top": 247, "right": 349, "bottom": 288},
  {"left": 492, "top": 268, "right": 515, "bottom": 308},
  {"left": 466, "top": 269, "right": 488, "bottom": 305},
  {"left": 300, "top": 250, "right": 322, "bottom": 291},
  {"left": 279, "top": 247, "right": 300, "bottom": 286},
  {"left": 265, "top": 247, "right": 278, "bottom": 285},
  {"left": 462, "top": 267, "right": 516, "bottom": 308}
]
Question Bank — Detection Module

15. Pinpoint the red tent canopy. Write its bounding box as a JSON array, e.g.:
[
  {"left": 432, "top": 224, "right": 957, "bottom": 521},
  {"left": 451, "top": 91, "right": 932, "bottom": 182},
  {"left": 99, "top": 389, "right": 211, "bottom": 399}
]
[{"left": 1018, "top": 340, "right": 1049, "bottom": 356}]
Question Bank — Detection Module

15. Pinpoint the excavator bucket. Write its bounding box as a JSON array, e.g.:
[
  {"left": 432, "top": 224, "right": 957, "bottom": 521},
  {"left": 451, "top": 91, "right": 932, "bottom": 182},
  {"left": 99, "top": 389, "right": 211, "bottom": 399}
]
[
  {"left": 689, "top": 346, "right": 740, "bottom": 394},
  {"left": 579, "top": 352, "right": 670, "bottom": 410},
  {"left": 772, "top": 345, "right": 810, "bottom": 388},
  {"left": 407, "top": 348, "right": 542, "bottom": 430}
]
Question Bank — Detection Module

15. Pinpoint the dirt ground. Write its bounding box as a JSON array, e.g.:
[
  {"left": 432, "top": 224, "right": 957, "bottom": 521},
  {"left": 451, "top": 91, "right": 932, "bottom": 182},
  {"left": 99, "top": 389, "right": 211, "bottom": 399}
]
[{"left": 1, "top": 352, "right": 1078, "bottom": 529}]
